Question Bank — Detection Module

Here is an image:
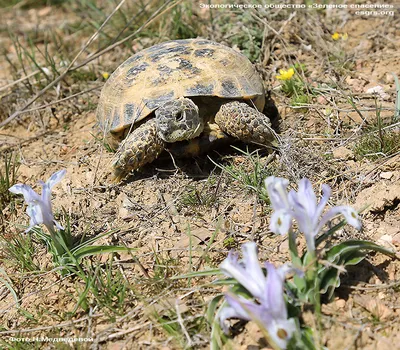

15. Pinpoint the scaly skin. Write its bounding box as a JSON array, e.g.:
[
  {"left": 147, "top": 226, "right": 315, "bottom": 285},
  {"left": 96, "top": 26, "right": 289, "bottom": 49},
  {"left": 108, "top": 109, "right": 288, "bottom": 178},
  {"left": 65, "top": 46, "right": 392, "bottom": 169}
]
[
  {"left": 215, "top": 101, "right": 275, "bottom": 144},
  {"left": 113, "top": 119, "right": 165, "bottom": 182},
  {"left": 113, "top": 101, "right": 276, "bottom": 182}
]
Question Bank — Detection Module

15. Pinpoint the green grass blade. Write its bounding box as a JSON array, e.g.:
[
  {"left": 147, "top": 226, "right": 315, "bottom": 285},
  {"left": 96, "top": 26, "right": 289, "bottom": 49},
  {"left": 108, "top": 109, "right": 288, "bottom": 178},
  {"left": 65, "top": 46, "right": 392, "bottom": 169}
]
[
  {"left": 171, "top": 269, "right": 222, "bottom": 280},
  {"left": 0, "top": 268, "right": 19, "bottom": 308},
  {"left": 72, "top": 245, "right": 132, "bottom": 261},
  {"left": 70, "top": 228, "right": 120, "bottom": 253}
]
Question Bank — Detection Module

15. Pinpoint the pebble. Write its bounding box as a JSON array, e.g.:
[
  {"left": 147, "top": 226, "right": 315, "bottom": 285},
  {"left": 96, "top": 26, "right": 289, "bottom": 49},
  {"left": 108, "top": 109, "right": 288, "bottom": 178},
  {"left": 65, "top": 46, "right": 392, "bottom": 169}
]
[
  {"left": 336, "top": 299, "right": 346, "bottom": 308},
  {"left": 380, "top": 171, "right": 393, "bottom": 180}
]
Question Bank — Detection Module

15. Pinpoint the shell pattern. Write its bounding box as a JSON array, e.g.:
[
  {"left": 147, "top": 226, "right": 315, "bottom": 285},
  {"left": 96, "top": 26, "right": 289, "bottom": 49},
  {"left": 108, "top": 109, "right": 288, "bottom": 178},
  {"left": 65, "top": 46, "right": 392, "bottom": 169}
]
[{"left": 96, "top": 39, "right": 265, "bottom": 139}]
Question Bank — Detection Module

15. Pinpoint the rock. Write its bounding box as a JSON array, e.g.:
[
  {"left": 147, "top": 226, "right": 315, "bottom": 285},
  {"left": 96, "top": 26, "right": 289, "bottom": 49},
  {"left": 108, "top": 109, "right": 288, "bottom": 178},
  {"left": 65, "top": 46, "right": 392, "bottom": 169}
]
[
  {"left": 336, "top": 299, "right": 346, "bottom": 308},
  {"left": 385, "top": 73, "right": 395, "bottom": 84},
  {"left": 380, "top": 171, "right": 393, "bottom": 180},
  {"left": 355, "top": 39, "right": 373, "bottom": 52},
  {"left": 377, "top": 234, "right": 393, "bottom": 245},
  {"left": 117, "top": 193, "right": 134, "bottom": 221},
  {"left": 333, "top": 146, "right": 353, "bottom": 160},
  {"left": 173, "top": 227, "right": 211, "bottom": 250},
  {"left": 317, "top": 95, "right": 328, "bottom": 105},
  {"left": 38, "top": 7, "right": 52, "bottom": 17},
  {"left": 354, "top": 295, "right": 392, "bottom": 320},
  {"left": 354, "top": 182, "right": 400, "bottom": 213}
]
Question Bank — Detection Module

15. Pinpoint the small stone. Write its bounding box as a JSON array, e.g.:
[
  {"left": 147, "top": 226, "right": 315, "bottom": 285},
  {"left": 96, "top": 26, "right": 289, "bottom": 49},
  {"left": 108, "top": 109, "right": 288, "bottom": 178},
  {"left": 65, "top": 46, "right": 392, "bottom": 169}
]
[
  {"left": 378, "top": 234, "right": 393, "bottom": 245},
  {"left": 378, "top": 292, "right": 386, "bottom": 300},
  {"left": 117, "top": 193, "right": 134, "bottom": 221},
  {"left": 336, "top": 299, "right": 346, "bottom": 308},
  {"left": 38, "top": 7, "right": 51, "bottom": 17},
  {"left": 385, "top": 73, "right": 395, "bottom": 84},
  {"left": 380, "top": 171, "right": 393, "bottom": 180},
  {"left": 332, "top": 146, "right": 353, "bottom": 160},
  {"left": 317, "top": 95, "right": 328, "bottom": 105}
]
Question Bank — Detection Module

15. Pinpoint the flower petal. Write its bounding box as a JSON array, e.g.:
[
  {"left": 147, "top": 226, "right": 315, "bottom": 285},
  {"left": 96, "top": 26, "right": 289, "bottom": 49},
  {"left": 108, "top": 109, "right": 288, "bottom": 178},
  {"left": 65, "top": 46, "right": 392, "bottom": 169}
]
[
  {"left": 318, "top": 205, "right": 362, "bottom": 233},
  {"left": 27, "top": 202, "right": 44, "bottom": 228},
  {"left": 220, "top": 249, "right": 265, "bottom": 299},
  {"left": 288, "top": 191, "right": 315, "bottom": 242},
  {"left": 270, "top": 209, "right": 293, "bottom": 235},
  {"left": 264, "top": 263, "right": 287, "bottom": 319},
  {"left": 9, "top": 170, "right": 66, "bottom": 234},
  {"left": 218, "top": 305, "right": 243, "bottom": 334},
  {"left": 314, "top": 184, "right": 331, "bottom": 222},
  {"left": 267, "top": 317, "right": 297, "bottom": 350},
  {"left": 54, "top": 220, "right": 65, "bottom": 231},
  {"left": 297, "top": 179, "right": 317, "bottom": 218},
  {"left": 221, "top": 293, "right": 270, "bottom": 330},
  {"left": 46, "top": 169, "right": 67, "bottom": 189},
  {"left": 242, "top": 242, "right": 266, "bottom": 291},
  {"left": 265, "top": 176, "right": 291, "bottom": 211},
  {"left": 9, "top": 184, "right": 40, "bottom": 203}
]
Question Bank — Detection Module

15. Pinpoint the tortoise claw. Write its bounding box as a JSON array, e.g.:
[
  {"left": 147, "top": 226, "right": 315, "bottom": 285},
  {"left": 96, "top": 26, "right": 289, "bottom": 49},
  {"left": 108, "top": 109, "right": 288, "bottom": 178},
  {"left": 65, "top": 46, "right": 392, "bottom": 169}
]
[
  {"left": 112, "top": 119, "right": 165, "bottom": 180},
  {"left": 112, "top": 168, "right": 128, "bottom": 183}
]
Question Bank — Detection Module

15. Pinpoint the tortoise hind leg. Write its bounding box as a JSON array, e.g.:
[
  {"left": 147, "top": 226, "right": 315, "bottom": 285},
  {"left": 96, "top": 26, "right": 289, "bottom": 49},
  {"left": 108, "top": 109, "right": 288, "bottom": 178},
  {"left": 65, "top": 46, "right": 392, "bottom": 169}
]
[
  {"left": 214, "top": 101, "right": 277, "bottom": 145},
  {"left": 113, "top": 119, "right": 165, "bottom": 182}
]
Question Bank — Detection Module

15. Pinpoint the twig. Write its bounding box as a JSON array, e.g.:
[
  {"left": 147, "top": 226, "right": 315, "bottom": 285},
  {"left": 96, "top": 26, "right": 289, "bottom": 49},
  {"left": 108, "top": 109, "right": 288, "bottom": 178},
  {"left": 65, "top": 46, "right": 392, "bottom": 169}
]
[
  {"left": 0, "top": 69, "right": 40, "bottom": 93},
  {"left": 175, "top": 298, "right": 193, "bottom": 347},
  {"left": 106, "top": 322, "right": 151, "bottom": 340},
  {"left": 22, "top": 85, "right": 101, "bottom": 114}
]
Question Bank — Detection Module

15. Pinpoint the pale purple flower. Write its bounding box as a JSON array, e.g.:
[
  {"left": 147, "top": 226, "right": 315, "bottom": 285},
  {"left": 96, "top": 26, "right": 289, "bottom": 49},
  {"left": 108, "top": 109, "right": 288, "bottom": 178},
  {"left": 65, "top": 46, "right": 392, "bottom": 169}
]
[
  {"left": 219, "top": 243, "right": 297, "bottom": 349},
  {"left": 9, "top": 169, "right": 66, "bottom": 234},
  {"left": 220, "top": 242, "right": 266, "bottom": 299},
  {"left": 265, "top": 176, "right": 362, "bottom": 251},
  {"left": 264, "top": 177, "right": 293, "bottom": 235}
]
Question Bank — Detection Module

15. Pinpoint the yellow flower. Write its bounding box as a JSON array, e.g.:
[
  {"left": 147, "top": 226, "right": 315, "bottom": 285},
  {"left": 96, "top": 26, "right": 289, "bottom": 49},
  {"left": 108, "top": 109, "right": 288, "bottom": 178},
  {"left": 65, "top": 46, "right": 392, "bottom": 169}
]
[
  {"left": 102, "top": 72, "right": 110, "bottom": 80},
  {"left": 276, "top": 68, "right": 294, "bottom": 80},
  {"left": 332, "top": 32, "right": 348, "bottom": 41}
]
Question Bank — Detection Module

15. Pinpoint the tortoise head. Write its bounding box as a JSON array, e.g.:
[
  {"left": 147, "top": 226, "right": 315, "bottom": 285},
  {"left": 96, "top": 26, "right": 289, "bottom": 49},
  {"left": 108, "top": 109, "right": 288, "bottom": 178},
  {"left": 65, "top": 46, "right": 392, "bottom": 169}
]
[{"left": 155, "top": 97, "right": 204, "bottom": 143}]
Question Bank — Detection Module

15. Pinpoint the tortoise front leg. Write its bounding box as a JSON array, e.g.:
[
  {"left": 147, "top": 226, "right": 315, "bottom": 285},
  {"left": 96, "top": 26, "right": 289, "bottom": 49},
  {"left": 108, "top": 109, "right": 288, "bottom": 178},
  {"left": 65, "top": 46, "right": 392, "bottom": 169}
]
[
  {"left": 113, "top": 119, "right": 165, "bottom": 182},
  {"left": 214, "top": 101, "right": 277, "bottom": 145}
]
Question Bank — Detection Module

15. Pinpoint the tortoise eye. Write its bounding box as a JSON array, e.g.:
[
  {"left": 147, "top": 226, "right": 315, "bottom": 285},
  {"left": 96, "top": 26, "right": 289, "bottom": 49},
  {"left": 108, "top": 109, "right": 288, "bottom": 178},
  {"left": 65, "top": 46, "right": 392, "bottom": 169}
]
[{"left": 176, "top": 112, "right": 185, "bottom": 122}]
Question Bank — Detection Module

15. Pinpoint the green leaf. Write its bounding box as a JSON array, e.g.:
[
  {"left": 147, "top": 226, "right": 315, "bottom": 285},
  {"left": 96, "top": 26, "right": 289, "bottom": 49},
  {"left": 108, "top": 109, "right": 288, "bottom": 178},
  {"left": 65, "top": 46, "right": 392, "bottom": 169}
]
[
  {"left": 72, "top": 245, "right": 131, "bottom": 261},
  {"left": 212, "top": 278, "right": 239, "bottom": 286},
  {"left": 211, "top": 299, "right": 229, "bottom": 350},
  {"left": 325, "top": 240, "right": 395, "bottom": 263},
  {"left": 317, "top": 240, "right": 394, "bottom": 298},
  {"left": 70, "top": 228, "right": 120, "bottom": 252},
  {"left": 170, "top": 268, "right": 222, "bottom": 280},
  {"left": 293, "top": 274, "right": 307, "bottom": 294},
  {"left": 319, "top": 268, "right": 341, "bottom": 296},
  {"left": 0, "top": 268, "right": 19, "bottom": 308},
  {"left": 207, "top": 294, "right": 224, "bottom": 324}
]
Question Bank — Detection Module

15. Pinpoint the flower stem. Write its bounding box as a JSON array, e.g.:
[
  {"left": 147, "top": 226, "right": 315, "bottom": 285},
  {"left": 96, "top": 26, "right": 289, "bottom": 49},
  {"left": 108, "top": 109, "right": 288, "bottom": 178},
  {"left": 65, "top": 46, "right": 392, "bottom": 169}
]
[
  {"left": 307, "top": 250, "right": 322, "bottom": 349},
  {"left": 48, "top": 226, "right": 65, "bottom": 256}
]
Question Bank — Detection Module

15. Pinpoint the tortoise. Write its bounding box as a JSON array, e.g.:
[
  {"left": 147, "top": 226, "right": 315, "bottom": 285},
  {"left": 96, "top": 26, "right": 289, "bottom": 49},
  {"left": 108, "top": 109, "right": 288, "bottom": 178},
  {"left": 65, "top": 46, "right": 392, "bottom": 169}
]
[{"left": 96, "top": 39, "right": 277, "bottom": 181}]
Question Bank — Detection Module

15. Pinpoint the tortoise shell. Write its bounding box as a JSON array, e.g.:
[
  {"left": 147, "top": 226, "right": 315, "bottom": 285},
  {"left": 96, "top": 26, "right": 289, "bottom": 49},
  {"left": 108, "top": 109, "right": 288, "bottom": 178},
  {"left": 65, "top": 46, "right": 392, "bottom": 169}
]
[{"left": 96, "top": 39, "right": 265, "bottom": 137}]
